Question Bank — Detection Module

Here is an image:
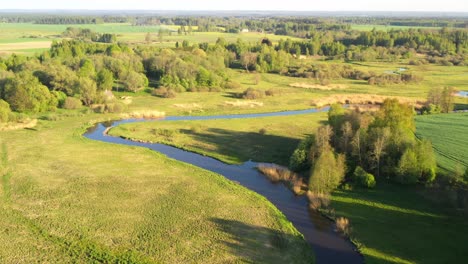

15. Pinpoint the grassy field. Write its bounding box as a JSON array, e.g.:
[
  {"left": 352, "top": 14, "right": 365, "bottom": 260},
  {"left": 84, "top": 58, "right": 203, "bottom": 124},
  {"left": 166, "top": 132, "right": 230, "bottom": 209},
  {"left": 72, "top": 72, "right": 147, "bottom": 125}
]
[
  {"left": 109, "top": 112, "right": 327, "bottom": 165},
  {"left": 415, "top": 113, "right": 468, "bottom": 173},
  {"left": 0, "top": 111, "right": 314, "bottom": 263},
  {"left": 0, "top": 23, "right": 299, "bottom": 54},
  {"left": 332, "top": 183, "right": 468, "bottom": 264}
]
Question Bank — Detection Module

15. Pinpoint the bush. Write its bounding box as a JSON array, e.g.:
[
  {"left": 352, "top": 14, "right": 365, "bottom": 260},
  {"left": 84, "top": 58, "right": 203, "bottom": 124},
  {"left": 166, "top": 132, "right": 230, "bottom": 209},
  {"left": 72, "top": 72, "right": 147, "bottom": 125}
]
[
  {"left": 0, "top": 100, "right": 11, "bottom": 123},
  {"left": 259, "top": 128, "right": 267, "bottom": 135},
  {"left": 352, "top": 166, "right": 376, "bottom": 188},
  {"left": 224, "top": 81, "right": 241, "bottom": 89},
  {"left": 265, "top": 89, "right": 278, "bottom": 96},
  {"left": 289, "top": 135, "right": 314, "bottom": 171},
  {"left": 242, "top": 88, "right": 264, "bottom": 100},
  {"left": 63, "top": 97, "right": 82, "bottom": 110},
  {"left": 152, "top": 87, "right": 177, "bottom": 98}
]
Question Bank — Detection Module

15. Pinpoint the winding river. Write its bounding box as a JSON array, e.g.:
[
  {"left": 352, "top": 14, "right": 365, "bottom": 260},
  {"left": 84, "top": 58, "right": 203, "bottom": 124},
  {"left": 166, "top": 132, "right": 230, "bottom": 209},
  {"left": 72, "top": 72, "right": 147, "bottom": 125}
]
[{"left": 84, "top": 108, "right": 363, "bottom": 264}]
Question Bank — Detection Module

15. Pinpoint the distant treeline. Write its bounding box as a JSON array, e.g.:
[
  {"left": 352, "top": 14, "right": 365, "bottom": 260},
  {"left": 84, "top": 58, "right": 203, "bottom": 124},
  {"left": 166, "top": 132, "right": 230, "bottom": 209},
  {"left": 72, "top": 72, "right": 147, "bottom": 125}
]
[
  {"left": 0, "top": 14, "right": 467, "bottom": 33},
  {"left": 0, "top": 15, "right": 130, "bottom": 24}
]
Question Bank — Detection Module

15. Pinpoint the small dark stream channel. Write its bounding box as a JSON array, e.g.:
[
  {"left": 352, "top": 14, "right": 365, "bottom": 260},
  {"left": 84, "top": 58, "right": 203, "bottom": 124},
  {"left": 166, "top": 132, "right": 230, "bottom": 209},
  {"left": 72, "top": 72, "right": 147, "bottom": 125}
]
[{"left": 84, "top": 108, "right": 362, "bottom": 264}]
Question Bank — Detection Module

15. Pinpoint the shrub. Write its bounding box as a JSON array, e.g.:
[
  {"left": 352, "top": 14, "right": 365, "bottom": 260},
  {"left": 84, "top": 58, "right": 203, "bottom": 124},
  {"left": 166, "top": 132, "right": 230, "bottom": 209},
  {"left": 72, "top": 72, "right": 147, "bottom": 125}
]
[
  {"left": 265, "top": 89, "right": 277, "bottom": 96},
  {"left": 259, "top": 128, "right": 267, "bottom": 135},
  {"left": 352, "top": 166, "right": 376, "bottom": 188},
  {"left": 307, "top": 191, "right": 330, "bottom": 210},
  {"left": 63, "top": 97, "right": 83, "bottom": 110},
  {"left": 224, "top": 81, "right": 241, "bottom": 89},
  {"left": 242, "top": 88, "right": 264, "bottom": 100},
  {"left": 289, "top": 135, "right": 314, "bottom": 171},
  {"left": 152, "top": 87, "right": 177, "bottom": 98},
  {"left": 0, "top": 100, "right": 11, "bottom": 123},
  {"left": 336, "top": 217, "right": 350, "bottom": 235}
]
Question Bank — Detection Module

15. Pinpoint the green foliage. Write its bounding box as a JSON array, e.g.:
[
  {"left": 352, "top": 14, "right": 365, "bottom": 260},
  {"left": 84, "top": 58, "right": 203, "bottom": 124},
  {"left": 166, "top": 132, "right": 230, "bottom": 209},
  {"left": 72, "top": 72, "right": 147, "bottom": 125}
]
[
  {"left": 63, "top": 97, "right": 83, "bottom": 110},
  {"left": 309, "top": 148, "right": 346, "bottom": 193},
  {"left": 353, "top": 166, "right": 376, "bottom": 188},
  {"left": 289, "top": 135, "right": 314, "bottom": 171},
  {"left": 96, "top": 69, "right": 114, "bottom": 91},
  {"left": 2, "top": 72, "right": 55, "bottom": 113},
  {"left": 0, "top": 99, "right": 11, "bottom": 123},
  {"left": 122, "top": 71, "right": 148, "bottom": 92},
  {"left": 396, "top": 140, "right": 437, "bottom": 185},
  {"left": 328, "top": 104, "right": 345, "bottom": 132},
  {"left": 74, "top": 77, "right": 97, "bottom": 106}
]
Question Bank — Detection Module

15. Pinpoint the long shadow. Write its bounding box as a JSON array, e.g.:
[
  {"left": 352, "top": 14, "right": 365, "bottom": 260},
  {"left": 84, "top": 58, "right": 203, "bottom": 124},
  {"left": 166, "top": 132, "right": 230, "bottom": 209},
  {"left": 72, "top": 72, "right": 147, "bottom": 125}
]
[
  {"left": 331, "top": 184, "right": 468, "bottom": 264},
  {"left": 179, "top": 127, "right": 301, "bottom": 165},
  {"left": 210, "top": 218, "right": 315, "bottom": 264}
]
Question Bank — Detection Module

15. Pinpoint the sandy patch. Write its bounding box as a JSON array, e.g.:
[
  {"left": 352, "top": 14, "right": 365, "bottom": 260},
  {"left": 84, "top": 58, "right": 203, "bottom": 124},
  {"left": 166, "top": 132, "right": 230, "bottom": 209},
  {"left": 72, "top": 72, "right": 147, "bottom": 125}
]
[
  {"left": 224, "top": 100, "right": 264, "bottom": 107},
  {"left": 290, "top": 83, "right": 348, "bottom": 90},
  {"left": 0, "top": 119, "right": 37, "bottom": 131},
  {"left": 173, "top": 103, "right": 203, "bottom": 109},
  {"left": 121, "top": 110, "right": 166, "bottom": 119},
  {"left": 311, "top": 94, "right": 425, "bottom": 108}
]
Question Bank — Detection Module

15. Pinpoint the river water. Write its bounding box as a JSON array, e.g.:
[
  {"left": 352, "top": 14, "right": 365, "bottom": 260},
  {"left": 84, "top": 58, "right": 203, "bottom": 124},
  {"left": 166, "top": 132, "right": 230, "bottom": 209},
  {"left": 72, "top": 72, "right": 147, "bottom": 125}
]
[{"left": 84, "top": 108, "right": 362, "bottom": 264}]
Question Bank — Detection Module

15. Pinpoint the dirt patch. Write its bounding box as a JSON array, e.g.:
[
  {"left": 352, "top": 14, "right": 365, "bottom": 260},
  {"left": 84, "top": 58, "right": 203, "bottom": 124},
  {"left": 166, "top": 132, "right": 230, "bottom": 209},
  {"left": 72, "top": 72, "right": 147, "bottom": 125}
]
[
  {"left": 311, "top": 94, "right": 425, "bottom": 108},
  {"left": 0, "top": 119, "right": 37, "bottom": 131},
  {"left": 173, "top": 103, "right": 203, "bottom": 109},
  {"left": 290, "top": 83, "right": 348, "bottom": 90},
  {"left": 121, "top": 110, "right": 166, "bottom": 119},
  {"left": 223, "top": 100, "right": 264, "bottom": 107}
]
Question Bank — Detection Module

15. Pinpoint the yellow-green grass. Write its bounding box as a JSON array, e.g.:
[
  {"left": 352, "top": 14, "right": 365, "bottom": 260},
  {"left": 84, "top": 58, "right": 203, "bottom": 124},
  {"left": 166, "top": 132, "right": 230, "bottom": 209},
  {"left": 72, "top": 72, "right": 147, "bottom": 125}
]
[
  {"left": 109, "top": 112, "right": 327, "bottom": 165},
  {"left": 0, "top": 110, "right": 314, "bottom": 263},
  {"left": 0, "top": 23, "right": 299, "bottom": 53},
  {"left": 415, "top": 113, "right": 468, "bottom": 173},
  {"left": 116, "top": 63, "right": 467, "bottom": 119},
  {"left": 331, "top": 183, "right": 468, "bottom": 264},
  {"left": 351, "top": 24, "right": 441, "bottom": 31}
]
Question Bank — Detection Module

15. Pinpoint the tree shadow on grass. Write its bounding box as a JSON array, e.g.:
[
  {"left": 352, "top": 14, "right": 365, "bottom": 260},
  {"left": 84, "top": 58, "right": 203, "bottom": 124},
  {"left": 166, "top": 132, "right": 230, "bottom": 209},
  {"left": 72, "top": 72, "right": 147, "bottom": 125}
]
[
  {"left": 331, "top": 184, "right": 468, "bottom": 264},
  {"left": 180, "top": 127, "right": 301, "bottom": 165},
  {"left": 210, "top": 218, "right": 314, "bottom": 264}
]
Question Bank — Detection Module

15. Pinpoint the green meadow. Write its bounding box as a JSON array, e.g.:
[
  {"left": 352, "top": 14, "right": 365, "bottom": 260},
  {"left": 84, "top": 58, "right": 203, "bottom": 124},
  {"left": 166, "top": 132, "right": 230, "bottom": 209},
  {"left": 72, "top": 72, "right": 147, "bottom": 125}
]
[{"left": 0, "top": 111, "right": 314, "bottom": 263}]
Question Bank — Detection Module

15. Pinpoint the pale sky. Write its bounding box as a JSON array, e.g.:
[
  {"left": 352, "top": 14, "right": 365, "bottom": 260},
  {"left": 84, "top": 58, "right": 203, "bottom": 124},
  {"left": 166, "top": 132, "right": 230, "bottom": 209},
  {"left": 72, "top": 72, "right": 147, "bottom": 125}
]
[{"left": 1, "top": 0, "right": 468, "bottom": 12}]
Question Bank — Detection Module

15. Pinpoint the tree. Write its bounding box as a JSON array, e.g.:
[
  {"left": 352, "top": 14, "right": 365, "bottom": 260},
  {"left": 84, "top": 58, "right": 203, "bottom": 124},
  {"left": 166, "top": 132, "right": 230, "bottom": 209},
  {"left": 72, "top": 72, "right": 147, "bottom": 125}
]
[
  {"left": 96, "top": 69, "right": 114, "bottom": 91},
  {"left": 309, "top": 148, "right": 346, "bottom": 193},
  {"left": 145, "top": 32, "right": 152, "bottom": 43},
  {"left": 353, "top": 166, "right": 376, "bottom": 188},
  {"left": 78, "top": 59, "right": 96, "bottom": 79},
  {"left": 75, "top": 77, "right": 97, "bottom": 106},
  {"left": 371, "top": 127, "right": 391, "bottom": 178},
  {"left": 0, "top": 99, "right": 11, "bottom": 123},
  {"left": 3, "top": 72, "right": 55, "bottom": 113},
  {"left": 440, "top": 87, "right": 455, "bottom": 113},
  {"left": 240, "top": 52, "right": 258, "bottom": 72},
  {"left": 351, "top": 128, "right": 367, "bottom": 167},
  {"left": 341, "top": 121, "right": 353, "bottom": 154},
  {"left": 122, "top": 71, "right": 148, "bottom": 92},
  {"left": 397, "top": 140, "right": 437, "bottom": 184}
]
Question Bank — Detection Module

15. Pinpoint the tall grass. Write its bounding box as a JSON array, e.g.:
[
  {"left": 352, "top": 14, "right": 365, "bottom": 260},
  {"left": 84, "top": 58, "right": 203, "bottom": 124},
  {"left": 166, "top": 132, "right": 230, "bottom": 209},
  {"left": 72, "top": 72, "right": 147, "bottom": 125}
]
[{"left": 257, "top": 164, "right": 304, "bottom": 194}]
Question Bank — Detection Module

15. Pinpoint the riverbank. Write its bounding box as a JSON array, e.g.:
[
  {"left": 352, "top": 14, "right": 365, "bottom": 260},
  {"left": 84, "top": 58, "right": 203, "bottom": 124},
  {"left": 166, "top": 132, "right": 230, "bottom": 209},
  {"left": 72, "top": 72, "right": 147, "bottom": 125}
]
[
  {"left": 109, "top": 111, "right": 468, "bottom": 264},
  {"left": 0, "top": 114, "right": 314, "bottom": 263}
]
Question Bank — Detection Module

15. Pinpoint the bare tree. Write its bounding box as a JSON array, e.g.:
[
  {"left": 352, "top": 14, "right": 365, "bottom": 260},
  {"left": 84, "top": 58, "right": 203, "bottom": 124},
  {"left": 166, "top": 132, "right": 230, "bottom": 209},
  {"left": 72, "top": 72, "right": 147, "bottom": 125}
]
[
  {"left": 240, "top": 52, "right": 258, "bottom": 72},
  {"left": 371, "top": 127, "right": 391, "bottom": 178}
]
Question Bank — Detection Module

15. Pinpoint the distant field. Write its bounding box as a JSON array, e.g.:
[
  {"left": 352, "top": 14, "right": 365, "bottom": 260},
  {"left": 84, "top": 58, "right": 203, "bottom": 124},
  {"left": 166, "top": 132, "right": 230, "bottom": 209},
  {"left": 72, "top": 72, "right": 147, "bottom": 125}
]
[
  {"left": 0, "top": 23, "right": 297, "bottom": 54},
  {"left": 351, "top": 24, "right": 441, "bottom": 31},
  {"left": 415, "top": 113, "right": 468, "bottom": 173}
]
